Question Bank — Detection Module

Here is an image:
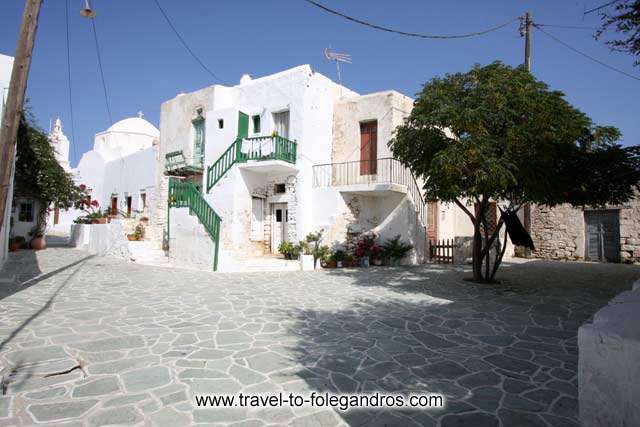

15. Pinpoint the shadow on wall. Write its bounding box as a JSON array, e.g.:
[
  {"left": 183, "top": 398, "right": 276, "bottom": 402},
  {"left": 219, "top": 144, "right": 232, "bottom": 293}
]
[{"left": 280, "top": 261, "right": 639, "bottom": 425}]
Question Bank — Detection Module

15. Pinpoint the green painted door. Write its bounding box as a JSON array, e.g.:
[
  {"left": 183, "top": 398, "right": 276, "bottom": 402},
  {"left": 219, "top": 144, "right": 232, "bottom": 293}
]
[{"left": 237, "top": 111, "right": 249, "bottom": 139}]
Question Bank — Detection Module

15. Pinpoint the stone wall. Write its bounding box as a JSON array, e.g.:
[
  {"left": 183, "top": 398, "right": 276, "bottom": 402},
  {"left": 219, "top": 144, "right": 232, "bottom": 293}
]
[
  {"left": 530, "top": 193, "right": 640, "bottom": 263},
  {"left": 578, "top": 279, "right": 640, "bottom": 426}
]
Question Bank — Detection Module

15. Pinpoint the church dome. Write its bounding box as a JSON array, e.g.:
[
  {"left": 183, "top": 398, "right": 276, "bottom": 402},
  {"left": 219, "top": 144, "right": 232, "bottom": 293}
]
[{"left": 106, "top": 116, "right": 159, "bottom": 138}]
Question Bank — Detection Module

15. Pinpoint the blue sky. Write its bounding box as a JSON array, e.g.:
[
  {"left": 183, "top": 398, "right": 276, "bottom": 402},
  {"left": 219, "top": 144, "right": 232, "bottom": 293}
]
[{"left": 1, "top": 0, "right": 638, "bottom": 166}]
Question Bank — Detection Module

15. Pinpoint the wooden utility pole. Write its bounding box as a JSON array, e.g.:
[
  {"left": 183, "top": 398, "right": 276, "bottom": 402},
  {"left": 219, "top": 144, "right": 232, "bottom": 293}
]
[
  {"left": 0, "top": 0, "right": 43, "bottom": 237},
  {"left": 524, "top": 11, "right": 532, "bottom": 72}
]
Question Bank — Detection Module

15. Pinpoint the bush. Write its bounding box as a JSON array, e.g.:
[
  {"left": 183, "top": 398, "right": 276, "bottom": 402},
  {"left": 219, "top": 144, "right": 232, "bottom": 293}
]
[
  {"left": 381, "top": 235, "right": 413, "bottom": 264},
  {"left": 278, "top": 241, "right": 296, "bottom": 260}
]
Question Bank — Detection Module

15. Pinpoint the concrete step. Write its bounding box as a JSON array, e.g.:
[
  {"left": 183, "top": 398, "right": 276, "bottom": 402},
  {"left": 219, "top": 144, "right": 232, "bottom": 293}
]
[
  {"left": 128, "top": 240, "right": 170, "bottom": 266},
  {"left": 225, "top": 256, "right": 300, "bottom": 272}
]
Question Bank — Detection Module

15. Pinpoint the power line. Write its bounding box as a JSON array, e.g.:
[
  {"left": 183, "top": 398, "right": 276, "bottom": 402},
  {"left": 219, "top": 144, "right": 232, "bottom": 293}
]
[
  {"left": 536, "top": 23, "right": 597, "bottom": 30},
  {"left": 152, "top": 0, "right": 226, "bottom": 84},
  {"left": 302, "top": 0, "right": 519, "bottom": 39},
  {"left": 584, "top": 0, "right": 621, "bottom": 15},
  {"left": 90, "top": 17, "right": 113, "bottom": 124},
  {"left": 533, "top": 24, "right": 640, "bottom": 82},
  {"left": 65, "top": 0, "right": 78, "bottom": 165}
]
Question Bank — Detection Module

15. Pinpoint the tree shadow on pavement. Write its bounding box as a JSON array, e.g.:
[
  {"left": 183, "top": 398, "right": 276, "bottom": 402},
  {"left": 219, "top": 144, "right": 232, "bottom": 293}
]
[{"left": 281, "top": 261, "right": 639, "bottom": 426}]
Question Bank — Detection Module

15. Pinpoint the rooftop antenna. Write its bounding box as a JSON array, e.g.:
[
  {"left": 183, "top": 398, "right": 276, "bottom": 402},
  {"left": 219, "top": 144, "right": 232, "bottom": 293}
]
[{"left": 324, "top": 48, "right": 352, "bottom": 92}]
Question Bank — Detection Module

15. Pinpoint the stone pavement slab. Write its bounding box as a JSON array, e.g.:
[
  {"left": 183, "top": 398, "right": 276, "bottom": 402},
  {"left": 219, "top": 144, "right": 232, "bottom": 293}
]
[{"left": 0, "top": 248, "right": 638, "bottom": 426}]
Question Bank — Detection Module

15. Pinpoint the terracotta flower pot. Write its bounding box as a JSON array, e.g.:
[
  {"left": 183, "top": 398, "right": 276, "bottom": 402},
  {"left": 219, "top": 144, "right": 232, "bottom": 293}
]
[
  {"left": 91, "top": 218, "right": 107, "bottom": 224},
  {"left": 31, "top": 236, "right": 46, "bottom": 250},
  {"left": 9, "top": 242, "right": 21, "bottom": 252},
  {"left": 127, "top": 235, "right": 139, "bottom": 241}
]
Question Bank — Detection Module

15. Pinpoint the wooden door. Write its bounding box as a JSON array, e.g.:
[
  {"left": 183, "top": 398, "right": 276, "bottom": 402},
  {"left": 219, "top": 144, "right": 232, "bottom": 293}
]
[
  {"left": 360, "top": 121, "right": 377, "bottom": 175},
  {"left": 271, "top": 203, "right": 287, "bottom": 252},
  {"left": 237, "top": 111, "right": 249, "bottom": 139},
  {"left": 585, "top": 210, "right": 620, "bottom": 262},
  {"left": 126, "top": 196, "right": 132, "bottom": 216},
  {"left": 427, "top": 202, "right": 438, "bottom": 241},
  {"left": 111, "top": 197, "right": 118, "bottom": 216}
]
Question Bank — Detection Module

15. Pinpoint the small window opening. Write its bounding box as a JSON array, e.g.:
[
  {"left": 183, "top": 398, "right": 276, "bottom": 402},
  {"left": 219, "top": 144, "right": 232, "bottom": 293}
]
[
  {"left": 252, "top": 115, "right": 261, "bottom": 134},
  {"left": 274, "top": 184, "right": 286, "bottom": 194},
  {"left": 218, "top": 119, "right": 224, "bottom": 129}
]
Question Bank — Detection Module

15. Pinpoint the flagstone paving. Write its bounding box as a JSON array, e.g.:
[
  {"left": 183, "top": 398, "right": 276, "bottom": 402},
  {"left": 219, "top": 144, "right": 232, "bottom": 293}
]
[{"left": 0, "top": 248, "right": 637, "bottom": 426}]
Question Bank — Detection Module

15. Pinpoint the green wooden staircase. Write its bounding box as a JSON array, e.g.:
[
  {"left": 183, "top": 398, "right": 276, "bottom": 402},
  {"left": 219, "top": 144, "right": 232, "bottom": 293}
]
[{"left": 168, "top": 178, "right": 222, "bottom": 271}]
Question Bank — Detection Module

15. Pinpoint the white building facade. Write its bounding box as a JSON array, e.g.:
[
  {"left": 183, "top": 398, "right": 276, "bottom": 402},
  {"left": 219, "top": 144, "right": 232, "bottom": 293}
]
[
  {"left": 49, "top": 115, "right": 160, "bottom": 232},
  {"left": 153, "top": 65, "right": 429, "bottom": 271},
  {"left": 0, "top": 53, "right": 14, "bottom": 267}
]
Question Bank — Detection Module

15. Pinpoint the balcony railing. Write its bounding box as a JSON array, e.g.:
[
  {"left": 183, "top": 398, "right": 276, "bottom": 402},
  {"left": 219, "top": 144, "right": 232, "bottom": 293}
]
[
  {"left": 313, "top": 157, "right": 426, "bottom": 228},
  {"left": 165, "top": 150, "right": 203, "bottom": 175},
  {"left": 238, "top": 135, "right": 297, "bottom": 164}
]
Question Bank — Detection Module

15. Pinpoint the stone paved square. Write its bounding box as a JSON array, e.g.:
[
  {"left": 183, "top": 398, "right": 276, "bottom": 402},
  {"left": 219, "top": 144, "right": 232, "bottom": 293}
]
[{"left": 0, "top": 248, "right": 638, "bottom": 426}]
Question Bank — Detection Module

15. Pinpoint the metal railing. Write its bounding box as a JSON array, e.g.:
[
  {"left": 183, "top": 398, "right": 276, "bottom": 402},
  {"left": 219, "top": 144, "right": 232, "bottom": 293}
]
[
  {"left": 165, "top": 150, "right": 203, "bottom": 174},
  {"left": 206, "top": 136, "right": 297, "bottom": 192},
  {"left": 168, "top": 178, "right": 221, "bottom": 270},
  {"left": 313, "top": 157, "right": 427, "bottom": 229}
]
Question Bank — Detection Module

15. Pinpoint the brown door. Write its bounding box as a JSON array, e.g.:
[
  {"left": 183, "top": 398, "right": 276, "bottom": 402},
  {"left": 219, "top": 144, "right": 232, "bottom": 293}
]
[
  {"left": 360, "top": 121, "right": 377, "bottom": 175},
  {"left": 111, "top": 197, "right": 118, "bottom": 216},
  {"left": 54, "top": 208, "right": 59, "bottom": 225},
  {"left": 126, "top": 196, "right": 132, "bottom": 216},
  {"left": 427, "top": 202, "right": 438, "bottom": 241}
]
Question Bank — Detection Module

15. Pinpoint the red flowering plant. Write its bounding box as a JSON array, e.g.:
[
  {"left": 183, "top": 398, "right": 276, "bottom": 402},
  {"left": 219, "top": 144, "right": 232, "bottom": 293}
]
[
  {"left": 72, "top": 186, "right": 107, "bottom": 223},
  {"left": 354, "top": 233, "right": 379, "bottom": 259}
]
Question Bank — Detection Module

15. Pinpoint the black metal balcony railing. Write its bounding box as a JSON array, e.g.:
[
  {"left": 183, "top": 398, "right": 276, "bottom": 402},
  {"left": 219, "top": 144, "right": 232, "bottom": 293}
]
[{"left": 312, "top": 157, "right": 426, "bottom": 228}]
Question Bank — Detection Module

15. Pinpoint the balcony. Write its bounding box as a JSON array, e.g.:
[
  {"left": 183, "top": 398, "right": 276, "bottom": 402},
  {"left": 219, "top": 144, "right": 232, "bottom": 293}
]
[
  {"left": 236, "top": 135, "right": 298, "bottom": 175},
  {"left": 313, "top": 157, "right": 427, "bottom": 226},
  {"left": 164, "top": 150, "right": 203, "bottom": 176}
]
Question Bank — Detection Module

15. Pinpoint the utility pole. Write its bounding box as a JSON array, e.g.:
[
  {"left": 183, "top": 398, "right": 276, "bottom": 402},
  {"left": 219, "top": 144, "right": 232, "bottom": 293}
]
[
  {"left": 0, "top": 0, "right": 43, "bottom": 237},
  {"left": 524, "top": 11, "right": 532, "bottom": 71}
]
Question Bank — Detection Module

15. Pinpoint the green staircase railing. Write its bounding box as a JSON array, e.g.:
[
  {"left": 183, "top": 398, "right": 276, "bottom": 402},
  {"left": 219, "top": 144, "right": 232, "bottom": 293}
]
[
  {"left": 168, "top": 178, "right": 221, "bottom": 271},
  {"left": 206, "top": 135, "right": 297, "bottom": 193}
]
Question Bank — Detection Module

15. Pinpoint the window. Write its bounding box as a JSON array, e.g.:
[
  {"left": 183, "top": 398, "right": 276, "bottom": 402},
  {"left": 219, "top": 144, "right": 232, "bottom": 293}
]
[
  {"left": 140, "top": 192, "right": 147, "bottom": 209},
  {"left": 18, "top": 202, "right": 33, "bottom": 222},
  {"left": 218, "top": 119, "right": 224, "bottom": 129},
  {"left": 252, "top": 115, "right": 261, "bottom": 134},
  {"left": 274, "top": 184, "right": 286, "bottom": 194},
  {"left": 273, "top": 110, "right": 290, "bottom": 138}
]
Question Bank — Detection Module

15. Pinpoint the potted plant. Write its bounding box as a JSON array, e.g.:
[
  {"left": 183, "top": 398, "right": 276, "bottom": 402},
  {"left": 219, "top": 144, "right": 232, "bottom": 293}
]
[
  {"left": 332, "top": 249, "right": 347, "bottom": 268},
  {"left": 354, "top": 232, "right": 378, "bottom": 268},
  {"left": 127, "top": 224, "right": 145, "bottom": 241},
  {"left": 304, "top": 230, "right": 328, "bottom": 269},
  {"left": 382, "top": 235, "right": 414, "bottom": 266},
  {"left": 278, "top": 241, "right": 295, "bottom": 260},
  {"left": 9, "top": 236, "right": 25, "bottom": 252}
]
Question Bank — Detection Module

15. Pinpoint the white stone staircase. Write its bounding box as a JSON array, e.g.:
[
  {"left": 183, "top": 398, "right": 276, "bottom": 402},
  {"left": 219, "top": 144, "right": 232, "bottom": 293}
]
[{"left": 127, "top": 240, "right": 170, "bottom": 267}]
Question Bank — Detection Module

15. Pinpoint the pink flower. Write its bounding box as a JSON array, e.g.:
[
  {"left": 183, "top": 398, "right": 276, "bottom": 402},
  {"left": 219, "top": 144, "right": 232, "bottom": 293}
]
[
  {"left": 90, "top": 200, "right": 99, "bottom": 208},
  {"left": 79, "top": 184, "right": 87, "bottom": 191}
]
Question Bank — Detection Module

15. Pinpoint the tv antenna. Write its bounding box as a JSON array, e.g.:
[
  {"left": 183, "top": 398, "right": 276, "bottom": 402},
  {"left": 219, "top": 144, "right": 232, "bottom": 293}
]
[{"left": 324, "top": 48, "right": 352, "bottom": 89}]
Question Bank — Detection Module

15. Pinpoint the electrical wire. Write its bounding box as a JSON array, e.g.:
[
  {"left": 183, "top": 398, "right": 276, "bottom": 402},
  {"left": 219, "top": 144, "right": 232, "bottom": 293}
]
[
  {"left": 152, "top": 0, "right": 226, "bottom": 84},
  {"left": 65, "top": 0, "right": 78, "bottom": 165},
  {"left": 534, "top": 24, "right": 640, "bottom": 82},
  {"left": 90, "top": 18, "right": 113, "bottom": 124},
  {"left": 584, "top": 0, "right": 622, "bottom": 15},
  {"left": 536, "top": 23, "right": 597, "bottom": 30},
  {"left": 302, "top": 0, "right": 519, "bottom": 39}
]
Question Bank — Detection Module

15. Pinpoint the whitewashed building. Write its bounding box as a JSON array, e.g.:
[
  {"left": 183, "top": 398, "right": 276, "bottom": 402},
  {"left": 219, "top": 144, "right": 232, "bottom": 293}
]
[
  {"left": 152, "top": 65, "right": 429, "bottom": 271},
  {"left": 0, "top": 53, "right": 14, "bottom": 267},
  {"left": 49, "top": 114, "right": 160, "bottom": 232}
]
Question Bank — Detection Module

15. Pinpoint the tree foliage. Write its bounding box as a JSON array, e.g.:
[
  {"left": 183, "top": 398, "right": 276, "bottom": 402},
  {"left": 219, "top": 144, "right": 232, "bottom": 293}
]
[
  {"left": 595, "top": 0, "right": 640, "bottom": 66},
  {"left": 14, "top": 110, "right": 84, "bottom": 235},
  {"left": 389, "top": 62, "right": 640, "bottom": 282}
]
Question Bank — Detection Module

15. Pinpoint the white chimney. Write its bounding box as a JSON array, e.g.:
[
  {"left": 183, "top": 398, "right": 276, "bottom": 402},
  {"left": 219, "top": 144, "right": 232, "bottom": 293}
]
[{"left": 240, "top": 73, "right": 252, "bottom": 85}]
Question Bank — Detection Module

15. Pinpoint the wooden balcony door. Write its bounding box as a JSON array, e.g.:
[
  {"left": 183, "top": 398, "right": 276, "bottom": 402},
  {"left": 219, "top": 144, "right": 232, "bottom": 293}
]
[{"left": 360, "top": 121, "right": 377, "bottom": 175}]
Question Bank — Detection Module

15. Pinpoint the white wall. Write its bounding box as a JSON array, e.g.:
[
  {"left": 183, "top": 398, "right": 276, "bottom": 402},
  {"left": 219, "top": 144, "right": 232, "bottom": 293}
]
[{"left": 0, "top": 53, "right": 14, "bottom": 267}]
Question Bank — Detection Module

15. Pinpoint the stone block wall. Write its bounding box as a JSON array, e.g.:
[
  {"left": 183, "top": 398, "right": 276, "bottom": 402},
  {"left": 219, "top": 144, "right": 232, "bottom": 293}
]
[{"left": 530, "top": 194, "right": 640, "bottom": 263}]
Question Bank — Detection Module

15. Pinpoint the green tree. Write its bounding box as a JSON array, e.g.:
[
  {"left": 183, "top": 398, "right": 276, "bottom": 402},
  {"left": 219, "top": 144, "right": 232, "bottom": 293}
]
[
  {"left": 595, "top": 0, "right": 640, "bottom": 66},
  {"left": 389, "top": 62, "right": 640, "bottom": 283},
  {"left": 13, "top": 110, "right": 85, "bottom": 237}
]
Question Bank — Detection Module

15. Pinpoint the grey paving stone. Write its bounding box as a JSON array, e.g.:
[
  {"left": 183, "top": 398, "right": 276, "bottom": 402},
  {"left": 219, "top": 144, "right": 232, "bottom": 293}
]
[
  {"left": 5, "top": 346, "right": 70, "bottom": 364},
  {"left": 87, "top": 355, "right": 158, "bottom": 374},
  {"left": 150, "top": 407, "right": 191, "bottom": 427},
  {"left": 72, "top": 377, "right": 120, "bottom": 398},
  {"left": 160, "top": 390, "right": 188, "bottom": 406},
  {"left": 28, "top": 399, "right": 98, "bottom": 422},
  {"left": 412, "top": 331, "right": 458, "bottom": 349},
  {"left": 467, "top": 387, "right": 502, "bottom": 412},
  {"left": 498, "top": 409, "right": 547, "bottom": 427},
  {"left": 503, "top": 394, "right": 545, "bottom": 412},
  {"left": 551, "top": 396, "right": 578, "bottom": 418},
  {"left": 0, "top": 397, "right": 12, "bottom": 418},
  {"left": 122, "top": 366, "right": 171, "bottom": 392},
  {"left": 88, "top": 406, "right": 142, "bottom": 426},
  {"left": 441, "top": 412, "right": 499, "bottom": 427},
  {"left": 230, "top": 364, "right": 268, "bottom": 385},
  {"left": 24, "top": 387, "right": 66, "bottom": 400},
  {"left": 458, "top": 371, "right": 501, "bottom": 388},
  {"left": 70, "top": 336, "right": 145, "bottom": 352},
  {"left": 484, "top": 354, "right": 539, "bottom": 376},
  {"left": 102, "top": 394, "right": 149, "bottom": 407}
]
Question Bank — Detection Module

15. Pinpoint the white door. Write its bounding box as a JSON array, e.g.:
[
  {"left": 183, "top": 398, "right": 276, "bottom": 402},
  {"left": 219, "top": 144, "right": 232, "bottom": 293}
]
[
  {"left": 251, "top": 197, "right": 264, "bottom": 241},
  {"left": 271, "top": 203, "right": 287, "bottom": 252},
  {"left": 273, "top": 111, "right": 290, "bottom": 139}
]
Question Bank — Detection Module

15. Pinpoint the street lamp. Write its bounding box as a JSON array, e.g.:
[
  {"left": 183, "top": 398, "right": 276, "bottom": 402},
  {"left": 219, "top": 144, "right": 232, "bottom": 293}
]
[{"left": 80, "top": 0, "right": 96, "bottom": 18}]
